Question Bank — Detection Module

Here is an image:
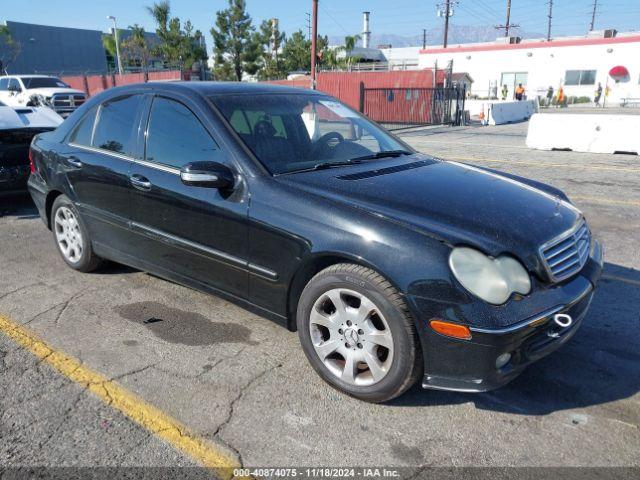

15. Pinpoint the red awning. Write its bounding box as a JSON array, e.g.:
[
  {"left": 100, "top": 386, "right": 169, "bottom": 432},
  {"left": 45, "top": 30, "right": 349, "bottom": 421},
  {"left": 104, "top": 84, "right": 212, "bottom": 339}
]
[{"left": 609, "top": 66, "right": 629, "bottom": 78}]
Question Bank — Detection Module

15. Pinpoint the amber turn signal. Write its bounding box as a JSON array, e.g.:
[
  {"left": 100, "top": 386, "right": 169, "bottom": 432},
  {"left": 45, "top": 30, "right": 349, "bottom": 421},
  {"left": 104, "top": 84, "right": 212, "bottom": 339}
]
[{"left": 429, "top": 320, "right": 472, "bottom": 340}]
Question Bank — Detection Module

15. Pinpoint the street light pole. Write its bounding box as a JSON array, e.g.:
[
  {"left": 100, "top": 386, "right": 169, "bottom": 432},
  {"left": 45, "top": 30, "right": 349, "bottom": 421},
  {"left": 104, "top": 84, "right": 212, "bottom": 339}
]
[
  {"left": 107, "top": 16, "right": 123, "bottom": 75},
  {"left": 310, "top": 0, "right": 318, "bottom": 89}
]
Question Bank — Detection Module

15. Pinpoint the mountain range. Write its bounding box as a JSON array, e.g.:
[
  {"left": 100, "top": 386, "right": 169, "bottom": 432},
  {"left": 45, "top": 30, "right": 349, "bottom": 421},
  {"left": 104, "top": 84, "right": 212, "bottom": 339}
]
[{"left": 328, "top": 25, "right": 545, "bottom": 48}]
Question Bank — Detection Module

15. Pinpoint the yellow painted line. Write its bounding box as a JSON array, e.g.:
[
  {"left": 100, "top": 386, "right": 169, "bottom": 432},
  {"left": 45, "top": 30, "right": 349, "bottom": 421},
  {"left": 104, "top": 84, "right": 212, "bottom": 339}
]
[
  {"left": 0, "top": 314, "right": 239, "bottom": 478},
  {"left": 445, "top": 155, "right": 640, "bottom": 174},
  {"left": 571, "top": 196, "right": 640, "bottom": 208}
]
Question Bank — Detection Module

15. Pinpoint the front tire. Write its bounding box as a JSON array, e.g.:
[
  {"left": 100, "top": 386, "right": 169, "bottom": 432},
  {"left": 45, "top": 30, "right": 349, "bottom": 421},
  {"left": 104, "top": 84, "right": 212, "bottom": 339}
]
[
  {"left": 51, "top": 195, "right": 101, "bottom": 272},
  {"left": 297, "top": 264, "right": 422, "bottom": 403}
]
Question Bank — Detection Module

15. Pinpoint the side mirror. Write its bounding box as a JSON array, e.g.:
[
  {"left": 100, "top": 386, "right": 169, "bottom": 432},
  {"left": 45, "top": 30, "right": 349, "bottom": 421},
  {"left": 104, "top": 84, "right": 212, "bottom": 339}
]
[{"left": 180, "top": 161, "right": 234, "bottom": 189}]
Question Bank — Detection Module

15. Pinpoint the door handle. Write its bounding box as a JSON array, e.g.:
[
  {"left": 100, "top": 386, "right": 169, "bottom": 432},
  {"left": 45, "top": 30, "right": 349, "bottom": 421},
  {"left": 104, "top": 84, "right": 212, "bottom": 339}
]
[
  {"left": 130, "top": 174, "right": 152, "bottom": 191},
  {"left": 65, "top": 156, "right": 83, "bottom": 168}
]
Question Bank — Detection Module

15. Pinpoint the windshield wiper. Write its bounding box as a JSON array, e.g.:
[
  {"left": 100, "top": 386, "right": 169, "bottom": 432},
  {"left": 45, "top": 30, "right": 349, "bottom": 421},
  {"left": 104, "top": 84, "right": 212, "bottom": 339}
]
[
  {"left": 349, "top": 149, "right": 413, "bottom": 162},
  {"left": 283, "top": 159, "right": 366, "bottom": 174}
]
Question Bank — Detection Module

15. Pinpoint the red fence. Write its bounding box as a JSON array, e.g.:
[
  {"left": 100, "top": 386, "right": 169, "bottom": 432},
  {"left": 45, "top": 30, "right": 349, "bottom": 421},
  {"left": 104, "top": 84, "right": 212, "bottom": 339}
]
[
  {"left": 267, "top": 70, "right": 445, "bottom": 110},
  {"left": 61, "top": 70, "right": 182, "bottom": 97}
]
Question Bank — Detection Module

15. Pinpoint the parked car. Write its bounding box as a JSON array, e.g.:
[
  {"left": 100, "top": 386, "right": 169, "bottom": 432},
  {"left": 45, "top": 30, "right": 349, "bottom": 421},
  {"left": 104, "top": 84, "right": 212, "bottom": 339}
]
[
  {"left": 0, "top": 100, "right": 62, "bottom": 194},
  {"left": 27, "top": 82, "right": 603, "bottom": 402},
  {"left": 0, "top": 75, "right": 86, "bottom": 117}
]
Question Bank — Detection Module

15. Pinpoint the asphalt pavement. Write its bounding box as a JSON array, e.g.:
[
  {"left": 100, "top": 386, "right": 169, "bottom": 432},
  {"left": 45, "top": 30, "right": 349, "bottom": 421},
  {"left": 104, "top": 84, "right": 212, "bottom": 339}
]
[{"left": 0, "top": 120, "right": 638, "bottom": 476}]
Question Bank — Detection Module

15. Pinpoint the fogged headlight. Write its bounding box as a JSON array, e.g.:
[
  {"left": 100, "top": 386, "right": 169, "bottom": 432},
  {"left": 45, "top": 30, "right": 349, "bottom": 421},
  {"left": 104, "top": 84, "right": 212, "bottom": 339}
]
[{"left": 449, "top": 247, "right": 531, "bottom": 305}]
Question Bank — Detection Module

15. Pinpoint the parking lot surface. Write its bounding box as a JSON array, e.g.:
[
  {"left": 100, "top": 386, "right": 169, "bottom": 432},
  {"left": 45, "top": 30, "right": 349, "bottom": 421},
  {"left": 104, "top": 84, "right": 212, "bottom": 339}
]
[{"left": 1, "top": 120, "right": 638, "bottom": 473}]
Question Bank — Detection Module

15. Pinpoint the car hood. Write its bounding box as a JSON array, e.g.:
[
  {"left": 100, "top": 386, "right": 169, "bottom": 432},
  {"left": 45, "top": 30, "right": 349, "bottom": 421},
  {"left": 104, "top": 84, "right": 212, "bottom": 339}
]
[
  {"left": 27, "top": 87, "right": 85, "bottom": 97},
  {"left": 0, "top": 105, "right": 63, "bottom": 130},
  {"left": 277, "top": 154, "right": 581, "bottom": 272}
]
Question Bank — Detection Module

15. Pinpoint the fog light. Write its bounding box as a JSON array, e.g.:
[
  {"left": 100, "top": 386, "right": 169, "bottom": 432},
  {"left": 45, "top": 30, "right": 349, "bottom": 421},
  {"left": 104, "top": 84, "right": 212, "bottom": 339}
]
[{"left": 495, "top": 353, "right": 512, "bottom": 369}]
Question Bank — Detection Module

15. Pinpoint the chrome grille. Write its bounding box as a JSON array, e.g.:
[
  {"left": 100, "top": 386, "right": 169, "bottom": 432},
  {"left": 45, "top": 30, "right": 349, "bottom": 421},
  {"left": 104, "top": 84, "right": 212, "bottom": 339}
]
[
  {"left": 540, "top": 221, "right": 591, "bottom": 282},
  {"left": 51, "top": 93, "right": 86, "bottom": 110}
]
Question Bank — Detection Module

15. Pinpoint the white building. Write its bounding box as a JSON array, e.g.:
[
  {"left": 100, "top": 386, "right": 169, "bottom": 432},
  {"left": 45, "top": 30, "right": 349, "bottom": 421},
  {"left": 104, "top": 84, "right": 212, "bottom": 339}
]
[{"left": 417, "top": 31, "right": 640, "bottom": 105}]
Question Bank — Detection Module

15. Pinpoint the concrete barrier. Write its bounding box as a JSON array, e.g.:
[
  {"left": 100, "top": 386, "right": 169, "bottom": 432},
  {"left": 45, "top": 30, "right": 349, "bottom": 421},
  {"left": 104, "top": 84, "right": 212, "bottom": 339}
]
[
  {"left": 465, "top": 99, "right": 537, "bottom": 125},
  {"left": 526, "top": 113, "right": 640, "bottom": 154}
]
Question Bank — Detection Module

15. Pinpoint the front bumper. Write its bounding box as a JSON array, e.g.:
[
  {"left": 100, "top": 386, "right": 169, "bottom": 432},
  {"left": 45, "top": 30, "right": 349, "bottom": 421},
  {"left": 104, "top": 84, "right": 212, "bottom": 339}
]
[{"left": 418, "top": 239, "right": 603, "bottom": 392}]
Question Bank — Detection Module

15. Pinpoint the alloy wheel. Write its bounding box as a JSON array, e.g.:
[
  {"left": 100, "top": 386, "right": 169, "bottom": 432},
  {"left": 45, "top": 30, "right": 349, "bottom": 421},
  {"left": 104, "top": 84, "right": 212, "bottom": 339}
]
[
  {"left": 309, "top": 288, "right": 394, "bottom": 386},
  {"left": 54, "top": 206, "right": 83, "bottom": 264}
]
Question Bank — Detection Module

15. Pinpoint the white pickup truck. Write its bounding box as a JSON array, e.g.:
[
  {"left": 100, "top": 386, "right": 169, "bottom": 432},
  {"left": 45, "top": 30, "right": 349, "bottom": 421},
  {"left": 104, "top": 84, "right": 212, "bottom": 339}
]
[{"left": 0, "top": 75, "right": 87, "bottom": 117}]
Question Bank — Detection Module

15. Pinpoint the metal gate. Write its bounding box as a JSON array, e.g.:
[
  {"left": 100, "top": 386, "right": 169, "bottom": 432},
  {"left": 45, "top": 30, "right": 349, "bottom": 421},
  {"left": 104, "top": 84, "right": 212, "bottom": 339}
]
[{"left": 359, "top": 84, "right": 466, "bottom": 130}]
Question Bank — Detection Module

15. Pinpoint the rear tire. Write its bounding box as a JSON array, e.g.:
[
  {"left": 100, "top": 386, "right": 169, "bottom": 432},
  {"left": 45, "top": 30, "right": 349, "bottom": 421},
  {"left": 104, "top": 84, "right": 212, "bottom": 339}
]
[
  {"left": 297, "top": 263, "right": 422, "bottom": 403},
  {"left": 51, "top": 195, "right": 102, "bottom": 272}
]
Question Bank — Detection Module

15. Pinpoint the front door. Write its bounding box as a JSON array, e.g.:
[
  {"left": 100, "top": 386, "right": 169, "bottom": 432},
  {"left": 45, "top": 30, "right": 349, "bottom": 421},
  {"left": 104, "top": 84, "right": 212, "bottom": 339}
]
[{"left": 128, "top": 94, "right": 249, "bottom": 299}]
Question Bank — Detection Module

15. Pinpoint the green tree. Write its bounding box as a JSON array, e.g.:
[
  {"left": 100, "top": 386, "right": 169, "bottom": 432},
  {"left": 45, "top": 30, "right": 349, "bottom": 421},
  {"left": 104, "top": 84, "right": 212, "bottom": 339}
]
[
  {"left": 255, "top": 19, "right": 287, "bottom": 80},
  {"left": 210, "top": 0, "right": 260, "bottom": 81},
  {"left": 120, "top": 25, "right": 152, "bottom": 73},
  {"left": 146, "top": 0, "right": 205, "bottom": 71},
  {"left": 281, "top": 30, "right": 310, "bottom": 73},
  {"left": 102, "top": 34, "right": 117, "bottom": 73},
  {"left": 0, "top": 25, "right": 21, "bottom": 73}
]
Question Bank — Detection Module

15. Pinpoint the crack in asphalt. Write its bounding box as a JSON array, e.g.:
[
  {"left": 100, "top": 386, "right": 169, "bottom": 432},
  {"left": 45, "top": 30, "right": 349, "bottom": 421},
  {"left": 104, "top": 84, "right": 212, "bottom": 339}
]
[
  {"left": 212, "top": 354, "right": 290, "bottom": 466},
  {"left": 0, "top": 282, "right": 44, "bottom": 302}
]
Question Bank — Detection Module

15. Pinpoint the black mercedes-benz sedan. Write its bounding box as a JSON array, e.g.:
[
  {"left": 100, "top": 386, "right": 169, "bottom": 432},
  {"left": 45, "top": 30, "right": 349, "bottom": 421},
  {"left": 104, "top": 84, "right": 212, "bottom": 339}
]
[{"left": 27, "top": 82, "right": 603, "bottom": 402}]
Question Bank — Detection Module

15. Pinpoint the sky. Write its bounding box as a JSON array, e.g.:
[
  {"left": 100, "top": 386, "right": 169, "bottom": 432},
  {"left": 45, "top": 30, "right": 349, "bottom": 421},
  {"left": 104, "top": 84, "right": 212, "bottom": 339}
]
[{"left": 3, "top": 0, "right": 639, "bottom": 51}]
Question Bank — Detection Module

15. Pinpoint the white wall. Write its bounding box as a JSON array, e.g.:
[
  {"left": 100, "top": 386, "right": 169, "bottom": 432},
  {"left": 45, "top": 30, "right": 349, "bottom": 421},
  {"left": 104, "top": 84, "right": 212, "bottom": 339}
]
[{"left": 418, "top": 35, "right": 640, "bottom": 105}]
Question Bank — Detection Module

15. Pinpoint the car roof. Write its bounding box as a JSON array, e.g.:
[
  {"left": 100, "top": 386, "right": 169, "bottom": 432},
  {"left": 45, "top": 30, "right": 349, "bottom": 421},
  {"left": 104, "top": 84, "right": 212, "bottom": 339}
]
[{"left": 113, "top": 81, "right": 324, "bottom": 97}]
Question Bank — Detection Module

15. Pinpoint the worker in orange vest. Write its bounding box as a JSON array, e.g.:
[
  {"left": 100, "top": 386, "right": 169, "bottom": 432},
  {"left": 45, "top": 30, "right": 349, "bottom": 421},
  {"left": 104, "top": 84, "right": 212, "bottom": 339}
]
[
  {"left": 557, "top": 85, "right": 565, "bottom": 107},
  {"left": 515, "top": 83, "right": 525, "bottom": 101}
]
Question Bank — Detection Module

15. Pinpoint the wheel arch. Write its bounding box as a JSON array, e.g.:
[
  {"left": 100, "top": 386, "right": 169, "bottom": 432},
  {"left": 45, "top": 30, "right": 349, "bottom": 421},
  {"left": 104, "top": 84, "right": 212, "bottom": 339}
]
[
  {"left": 285, "top": 252, "right": 404, "bottom": 332},
  {"left": 45, "top": 189, "right": 64, "bottom": 229}
]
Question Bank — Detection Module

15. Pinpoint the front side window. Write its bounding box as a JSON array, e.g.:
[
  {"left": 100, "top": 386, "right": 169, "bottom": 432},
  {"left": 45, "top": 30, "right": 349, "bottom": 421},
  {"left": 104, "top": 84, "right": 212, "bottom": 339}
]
[
  {"left": 92, "top": 95, "right": 143, "bottom": 156},
  {"left": 565, "top": 70, "right": 597, "bottom": 86},
  {"left": 0, "top": 78, "right": 8, "bottom": 91},
  {"left": 69, "top": 106, "right": 98, "bottom": 146},
  {"left": 211, "top": 94, "right": 408, "bottom": 174},
  {"left": 145, "top": 97, "right": 220, "bottom": 169},
  {"left": 8, "top": 78, "right": 21, "bottom": 92}
]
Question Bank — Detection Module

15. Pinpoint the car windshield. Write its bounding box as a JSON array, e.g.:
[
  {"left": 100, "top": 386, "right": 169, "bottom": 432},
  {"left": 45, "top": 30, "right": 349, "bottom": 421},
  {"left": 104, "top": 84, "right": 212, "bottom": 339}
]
[
  {"left": 22, "top": 77, "right": 69, "bottom": 89},
  {"left": 210, "top": 93, "right": 411, "bottom": 174}
]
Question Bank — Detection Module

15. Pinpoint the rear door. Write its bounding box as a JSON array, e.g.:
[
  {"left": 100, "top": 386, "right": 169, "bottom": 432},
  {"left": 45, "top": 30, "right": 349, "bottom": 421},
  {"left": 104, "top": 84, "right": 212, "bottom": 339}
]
[
  {"left": 128, "top": 93, "right": 249, "bottom": 298},
  {"left": 64, "top": 93, "right": 146, "bottom": 255}
]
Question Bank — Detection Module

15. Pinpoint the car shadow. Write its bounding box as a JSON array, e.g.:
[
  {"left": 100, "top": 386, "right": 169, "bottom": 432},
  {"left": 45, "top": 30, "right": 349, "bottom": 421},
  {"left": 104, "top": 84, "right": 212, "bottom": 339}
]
[
  {"left": 0, "top": 193, "right": 39, "bottom": 219},
  {"left": 392, "top": 262, "right": 640, "bottom": 415}
]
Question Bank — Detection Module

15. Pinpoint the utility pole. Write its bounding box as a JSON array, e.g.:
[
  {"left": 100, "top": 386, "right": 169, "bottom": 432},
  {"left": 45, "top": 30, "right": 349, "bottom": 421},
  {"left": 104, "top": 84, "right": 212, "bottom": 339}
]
[
  {"left": 495, "top": 0, "right": 519, "bottom": 37},
  {"left": 547, "top": 0, "right": 553, "bottom": 41},
  {"left": 590, "top": 0, "right": 598, "bottom": 31},
  {"left": 310, "top": 0, "right": 318, "bottom": 90},
  {"left": 436, "top": 1, "right": 455, "bottom": 48},
  {"left": 423, "top": 28, "right": 427, "bottom": 49},
  {"left": 306, "top": 12, "right": 311, "bottom": 40},
  {"left": 443, "top": 0, "right": 451, "bottom": 48}
]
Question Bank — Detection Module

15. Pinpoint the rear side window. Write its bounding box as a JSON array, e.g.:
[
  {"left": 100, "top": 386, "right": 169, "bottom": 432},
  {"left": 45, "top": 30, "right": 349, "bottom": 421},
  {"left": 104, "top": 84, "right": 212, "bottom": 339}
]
[
  {"left": 69, "top": 106, "right": 98, "bottom": 146},
  {"left": 145, "top": 97, "right": 220, "bottom": 169},
  {"left": 92, "top": 95, "right": 143, "bottom": 156},
  {"left": 0, "top": 78, "right": 8, "bottom": 91}
]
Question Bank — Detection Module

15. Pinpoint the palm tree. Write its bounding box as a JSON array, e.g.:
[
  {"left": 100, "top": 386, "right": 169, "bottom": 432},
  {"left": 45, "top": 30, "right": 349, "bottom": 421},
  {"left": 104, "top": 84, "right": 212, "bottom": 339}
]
[
  {"left": 341, "top": 34, "right": 361, "bottom": 70},
  {"left": 146, "top": 1, "right": 170, "bottom": 35}
]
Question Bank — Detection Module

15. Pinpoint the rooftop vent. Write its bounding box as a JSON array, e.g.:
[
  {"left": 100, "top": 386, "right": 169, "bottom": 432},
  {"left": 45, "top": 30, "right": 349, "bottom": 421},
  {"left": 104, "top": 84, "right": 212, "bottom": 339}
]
[
  {"left": 587, "top": 29, "right": 617, "bottom": 38},
  {"left": 495, "top": 36, "right": 521, "bottom": 44}
]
